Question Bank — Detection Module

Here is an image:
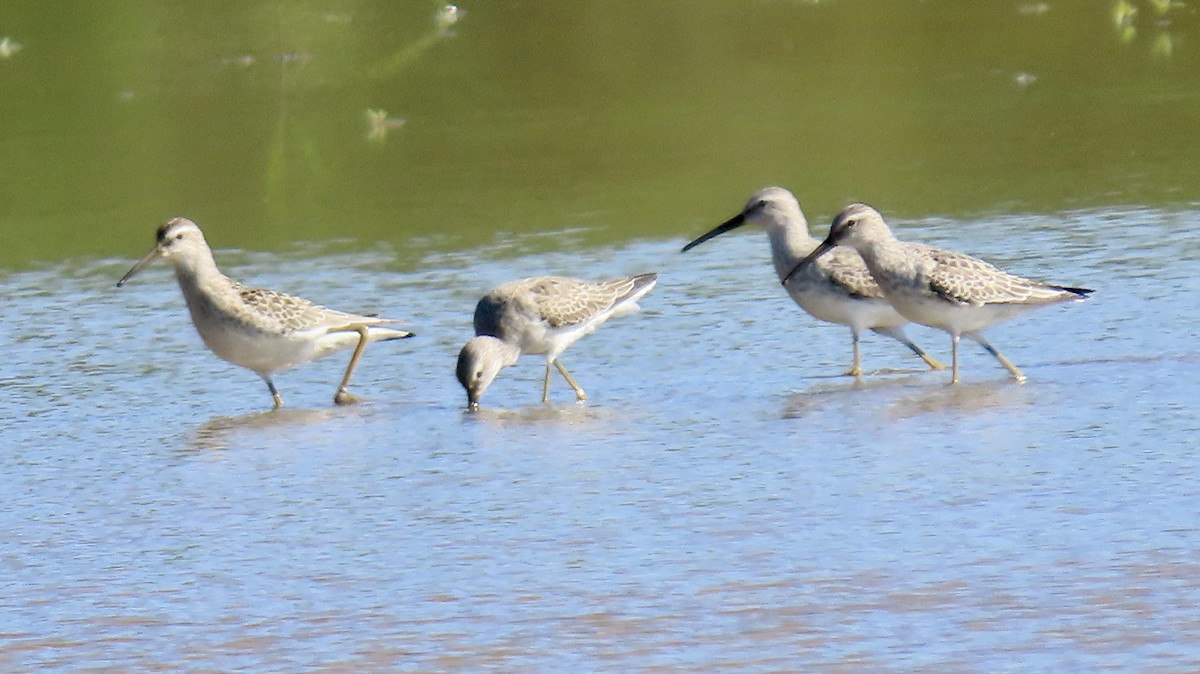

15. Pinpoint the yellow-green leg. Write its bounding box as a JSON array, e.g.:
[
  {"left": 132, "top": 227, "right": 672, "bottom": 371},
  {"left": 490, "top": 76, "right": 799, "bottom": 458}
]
[
  {"left": 872, "top": 326, "right": 945, "bottom": 371},
  {"left": 265, "top": 377, "right": 284, "bottom": 409},
  {"left": 917, "top": 350, "right": 946, "bottom": 371},
  {"left": 334, "top": 326, "right": 370, "bottom": 405},
  {"left": 844, "top": 331, "right": 863, "bottom": 377},
  {"left": 950, "top": 334, "right": 960, "bottom": 385},
  {"left": 554, "top": 359, "right": 587, "bottom": 401},
  {"left": 969, "top": 332, "right": 1027, "bottom": 383}
]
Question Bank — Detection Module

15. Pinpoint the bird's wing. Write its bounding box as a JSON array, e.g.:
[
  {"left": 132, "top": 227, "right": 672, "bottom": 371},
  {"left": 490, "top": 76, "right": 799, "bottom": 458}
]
[
  {"left": 924, "top": 246, "right": 1057, "bottom": 306},
  {"left": 237, "top": 283, "right": 391, "bottom": 332},
  {"left": 814, "top": 247, "right": 888, "bottom": 300},
  {"left": 527, "top": 276, "right": 635, "bottom": 328}
]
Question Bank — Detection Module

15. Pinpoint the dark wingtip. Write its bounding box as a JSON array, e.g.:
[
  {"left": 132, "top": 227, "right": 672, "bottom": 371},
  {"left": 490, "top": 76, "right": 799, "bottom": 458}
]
[
  {"left": 1061, "top": 286, "right": 1094, "bottom": 298},
  {"left": 621, "top": 273, "right": 658, "bottom": 299}
]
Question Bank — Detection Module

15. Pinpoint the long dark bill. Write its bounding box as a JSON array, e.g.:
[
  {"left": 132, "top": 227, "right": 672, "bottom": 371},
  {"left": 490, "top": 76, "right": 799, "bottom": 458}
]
[
  {"left": 116, "top": 247, "right": 162, "bottom": 288},
  {"left": 781, "top": 238, "right": 837, "bottom": 286},
  {"left": 680, "top": 212, "right": 746, "bottom": 253}
]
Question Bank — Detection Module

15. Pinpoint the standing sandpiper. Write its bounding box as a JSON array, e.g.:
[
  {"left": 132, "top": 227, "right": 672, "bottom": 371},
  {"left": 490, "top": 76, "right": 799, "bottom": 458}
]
[
  {"left": 456, "top": 274, "right": 657, "bottom": 409},
  {"left": 785, "top": 203, "right": 1092, "bottom": 384},
  {"left": 117, "top": 217, "right": 413, "bottom": 408},
  {"left": 683, "top": 187, "right": 942, "bottom": 376}
]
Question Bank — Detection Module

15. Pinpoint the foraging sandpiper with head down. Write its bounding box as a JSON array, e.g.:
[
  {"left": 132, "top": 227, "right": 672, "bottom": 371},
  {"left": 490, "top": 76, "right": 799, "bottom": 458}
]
[
  {"left": 456, "top": 274, "right": 657, "bottom": 409},
  {"left": 682, "top": 187, "right": 942, "bottom": 376},
  {"left": 117, "top": 217, "right": 413, "bottom": 408},
  {"left": 785, "top": 203, "right": 1092, "bottom": 384}
]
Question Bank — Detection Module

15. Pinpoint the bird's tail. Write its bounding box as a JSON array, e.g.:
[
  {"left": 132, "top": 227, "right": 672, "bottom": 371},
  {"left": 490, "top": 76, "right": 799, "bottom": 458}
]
[
  {"left": 1054, "top": 286, "right": 1094, "bottom": 300},
  {"left": 329, "top": 321, "right": 414, "bottom": 341},
  {"left": 621, "top": 273, "right": 659, "bottom": 303},
  {"left": 367, "top": 325, "right": 415, "bottom": 341}
]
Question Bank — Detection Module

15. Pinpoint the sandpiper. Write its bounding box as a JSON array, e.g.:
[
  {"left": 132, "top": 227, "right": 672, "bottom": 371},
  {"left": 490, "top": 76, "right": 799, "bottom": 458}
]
[
  {"left": 682, "top": 187, "right": 942, "bottom": 376},
  {"left": 117, "top": 217, "right": 413, "bottom": 408},
  {"left": 785, "top": 203, "right": 1092, "bottom": 384},
  {"left": 456, "top": 274, "right": 657, "bottom": 409}
]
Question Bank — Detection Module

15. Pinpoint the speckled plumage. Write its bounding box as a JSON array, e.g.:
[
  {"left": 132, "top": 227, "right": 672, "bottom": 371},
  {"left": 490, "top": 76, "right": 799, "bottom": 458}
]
[
  {"left": 787, "top": 203, "right": 1092, "bottom": 383},
  {"left": 457, "top": 274, "right": 657, "bottom": 407},
  {"left": 118, "top": 217, "right": 413, "bottom": 407},
  {"left": 681, "top": 186, "right": 942, "bottom": 376},
  {"left": 812, "top": 247, "right": 889, "bottom": 301},
  {"left": 476, "top": 275, "right": 653, "bottom": 336},
  {"left": 920, "top": 245, "right": 1084, "bottom": 307},
  {"left": 228, "top": 282, "right": 389, "bottom": 334}
]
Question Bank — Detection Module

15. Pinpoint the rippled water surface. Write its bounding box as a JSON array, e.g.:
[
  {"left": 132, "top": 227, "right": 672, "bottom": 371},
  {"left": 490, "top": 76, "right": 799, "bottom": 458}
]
[
  {"left": 3, "top": 206, "right": 1199, "bottom": 671},
  {"left": 3, "top": 0, "right": 1200, "bottom": 669}
]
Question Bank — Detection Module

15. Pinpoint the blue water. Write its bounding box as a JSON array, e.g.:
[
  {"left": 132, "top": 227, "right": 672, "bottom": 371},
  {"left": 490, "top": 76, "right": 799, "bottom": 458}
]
[{"left": 2, "top": 207, "right": 1199, "bottom": 672}]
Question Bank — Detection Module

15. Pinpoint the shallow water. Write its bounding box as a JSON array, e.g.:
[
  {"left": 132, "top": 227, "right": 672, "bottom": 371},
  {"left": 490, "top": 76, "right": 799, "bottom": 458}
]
[
  {"left": 2, "top": 206, "right": 1199, "bottom": 671},
  {"left": 3, "top": 0, "right": 1200, "bottom": 669}
]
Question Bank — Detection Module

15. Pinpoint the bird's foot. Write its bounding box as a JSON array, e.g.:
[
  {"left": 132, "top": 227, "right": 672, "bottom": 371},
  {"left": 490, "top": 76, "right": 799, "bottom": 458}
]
[{"left": 334, "top": 388, "right": 363, "bottom": 406}]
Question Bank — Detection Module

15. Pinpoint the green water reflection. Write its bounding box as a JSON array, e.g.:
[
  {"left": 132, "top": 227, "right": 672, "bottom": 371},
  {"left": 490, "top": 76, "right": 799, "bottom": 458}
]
[{"left": 0, "top": 0, "right": 1196, "bottom": 268}]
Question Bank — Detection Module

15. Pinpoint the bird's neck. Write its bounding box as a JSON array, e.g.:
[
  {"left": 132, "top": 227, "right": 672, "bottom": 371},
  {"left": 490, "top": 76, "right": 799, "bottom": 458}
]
[
  {"left": 767, "top": 222, "right": 819, "bottom": 282},
  {"left": 853, "top": 233, "right": 909, "bottom": 277},
  {"left": 172, "top": 251, "right": 236, "bottom": 311},
  {"left": 494, "top": 338, "right": 522, "bottom": 367}
]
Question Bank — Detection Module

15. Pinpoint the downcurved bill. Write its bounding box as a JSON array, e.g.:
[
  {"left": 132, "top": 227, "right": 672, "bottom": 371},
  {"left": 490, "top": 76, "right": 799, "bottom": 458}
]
[
  {"left": 116, "top": 246, "right": 163, "bottom": 287},
  {"left": 781, "top": 238, "right": 837, "bottom": 286},
  {"left": 680, "top": 212, "right": 746, "bottom": 253}
]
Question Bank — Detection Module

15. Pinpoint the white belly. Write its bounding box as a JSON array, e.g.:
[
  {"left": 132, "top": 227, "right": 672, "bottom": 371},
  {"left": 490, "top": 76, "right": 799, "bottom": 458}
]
[
  {"left": 194, "top": 322, "right": 358, "bottom": 375},
  {"left": 887, "top": 293, "right": 1034, "bottom": 335},
  {"left": 786, "top": 281, "right": 908, "bottom": 332}
]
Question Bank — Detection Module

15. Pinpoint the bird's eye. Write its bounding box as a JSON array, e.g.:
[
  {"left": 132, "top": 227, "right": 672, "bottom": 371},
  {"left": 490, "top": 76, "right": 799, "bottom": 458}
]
[{"left": 175, "top": 233, "right": 185, "bottom": 241}]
